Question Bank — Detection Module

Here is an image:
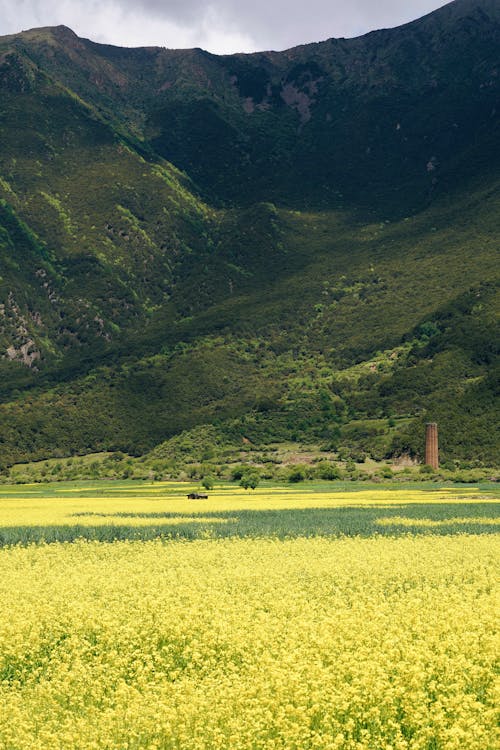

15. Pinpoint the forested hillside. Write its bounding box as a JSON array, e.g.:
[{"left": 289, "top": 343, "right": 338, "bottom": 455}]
[{"left": 0, "top": 0, "right": 498, "bottom": 469}]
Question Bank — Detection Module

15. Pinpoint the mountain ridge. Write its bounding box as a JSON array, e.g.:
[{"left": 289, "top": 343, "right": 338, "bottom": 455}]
[{"left": 4, "top": 0, "right": 499, "bottom": 214}]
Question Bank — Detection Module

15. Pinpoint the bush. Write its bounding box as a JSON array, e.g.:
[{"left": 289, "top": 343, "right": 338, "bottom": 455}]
[
  {"left": 201, "top": 476, "right": 215, "bottom": 491},
  {"left": 230, "top": 466, "right": 246, "bottom": 481},
  {"left": 287, "top": 467, "right": 306, "bottom": 483},
  {"left": 420, "top": 464, "right": 434, "bottom": 475},
  {"left": 316, "top": 461, "right": 342, "bottom": 481}
]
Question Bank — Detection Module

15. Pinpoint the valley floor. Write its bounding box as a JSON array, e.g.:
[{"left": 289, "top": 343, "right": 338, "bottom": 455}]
[{"left": 0, "top": 482, "right": 498, "bottom": 749}]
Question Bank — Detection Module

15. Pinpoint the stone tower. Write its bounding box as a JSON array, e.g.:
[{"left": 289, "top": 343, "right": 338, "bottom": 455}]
[{"left": 425, "top": 423, "right": 439, "bottom": 469}]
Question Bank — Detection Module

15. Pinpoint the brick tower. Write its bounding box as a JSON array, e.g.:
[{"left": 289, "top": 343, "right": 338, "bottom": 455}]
[{"left": 425, "top": 423, "right": 439, "bottom": 469}]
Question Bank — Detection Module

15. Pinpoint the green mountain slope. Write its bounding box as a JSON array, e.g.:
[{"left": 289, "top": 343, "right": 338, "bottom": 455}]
[
  {"left": 0, "top": 0, "right": 498, "bottom": 469},
  {"left": 7, "top": 0, "right": 499, "bottom": 214}
]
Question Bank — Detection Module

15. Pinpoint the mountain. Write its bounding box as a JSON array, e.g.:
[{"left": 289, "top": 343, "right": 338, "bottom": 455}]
[{"left": 0, "top": 0, "right": 498, "bottom": 469}]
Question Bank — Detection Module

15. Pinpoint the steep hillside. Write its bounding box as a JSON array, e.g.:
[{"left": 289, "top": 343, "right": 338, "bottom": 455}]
[
  {"left": 5, "top": 0, "right": 498, "bottom": 213},
  {"left": 0, "top": 0, "right": 498, "bottom": 469}
]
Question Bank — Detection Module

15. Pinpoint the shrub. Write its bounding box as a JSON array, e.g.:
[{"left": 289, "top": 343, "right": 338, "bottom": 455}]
[
  {"left": 287, "top": 467, "right": 306, "bottom": 483},
  {"left": 230, "top": 466, "right": 246, "bottom": 481},
  {"left": 420, "top": 464, "right": 434, "bottom": 475},
  {"left": 201, "top": 476, "right": 215, "bottom": 491},
  {"left": 316, "top": 461, "right": 343, "bottom": 481}
]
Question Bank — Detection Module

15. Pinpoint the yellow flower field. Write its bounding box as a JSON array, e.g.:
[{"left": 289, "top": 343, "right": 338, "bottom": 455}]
[
  {"left": 0, "top": 484, "right": 493, "bottom": 529},
  {"left": 0, "top": 531, "right": 498, "bottom": 749},
  {"left": 376, "top": 516, "right": 500, "bottom": 528}
]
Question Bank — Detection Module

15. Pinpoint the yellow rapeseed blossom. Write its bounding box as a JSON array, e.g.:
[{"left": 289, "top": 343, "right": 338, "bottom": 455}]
[
  {"left": 0, "top": 534, "right": 498, "bottom": 749},
  {"left": 0, "top": 485, "right": 493, "bottom": 529},
  {"left": 376, "top": 516, "right": 500, "bottom": 528}
]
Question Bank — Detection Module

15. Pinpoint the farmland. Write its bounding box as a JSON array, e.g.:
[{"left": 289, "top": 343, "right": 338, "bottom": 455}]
[
  {"left": 0, "top": 480, "right": 498, "bottom": 544},
  {"left": 0, "top": 482, "right": 498, "bottom": 749}
]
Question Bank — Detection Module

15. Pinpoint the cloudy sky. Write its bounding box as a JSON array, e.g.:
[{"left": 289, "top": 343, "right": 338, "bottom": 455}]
[{"left": 1, "top": 0, "right": 453, "bottom": 53}]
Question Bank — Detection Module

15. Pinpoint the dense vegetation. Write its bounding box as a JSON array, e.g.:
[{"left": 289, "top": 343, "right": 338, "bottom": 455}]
[
  {"left": 2, "top": 530, "right": 498, "bottom": 748},
  {"left": 0, "top": 0, "right": 498, "bottom": 470}
]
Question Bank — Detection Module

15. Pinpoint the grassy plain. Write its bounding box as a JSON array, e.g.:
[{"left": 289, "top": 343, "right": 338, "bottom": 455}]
[{"left": 0, "top": 481, "right": 498, "bottom": 749}]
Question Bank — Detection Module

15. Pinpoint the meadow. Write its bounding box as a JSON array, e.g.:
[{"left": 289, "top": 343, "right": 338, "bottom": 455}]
[{"left": 0, "top": 481, "right": 498, "bottom": 749}]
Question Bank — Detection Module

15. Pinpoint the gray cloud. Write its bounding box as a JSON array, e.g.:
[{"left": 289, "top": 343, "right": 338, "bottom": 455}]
[
  {"left": 0, "top": 0, "right": 453, "bottom": 53},
  {"left": 128, "top": 0, "right": 453, "bottom": 47}
]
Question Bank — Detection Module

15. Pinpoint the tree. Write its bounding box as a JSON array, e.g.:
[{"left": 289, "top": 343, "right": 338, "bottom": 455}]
[
  {"left": 240, "top": 471, "right": 260, "bottom": 490},
  {"left": 201, "top": 475, "right": 214, "bottom": 491}
]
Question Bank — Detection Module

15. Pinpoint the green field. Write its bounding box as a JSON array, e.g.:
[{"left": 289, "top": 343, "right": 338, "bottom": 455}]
[{"left": 0, "top": 479, "right": 498, "bottom": 545}]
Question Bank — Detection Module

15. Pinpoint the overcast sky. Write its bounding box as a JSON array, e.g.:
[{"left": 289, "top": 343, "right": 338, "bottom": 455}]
[{"left": 1, "top": 0, "right": 453, "bottom": 54}]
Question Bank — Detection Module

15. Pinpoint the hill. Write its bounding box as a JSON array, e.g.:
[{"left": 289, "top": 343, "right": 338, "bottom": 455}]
[{"left": 0, "top": 0, "right": 498, "bottom": 470}]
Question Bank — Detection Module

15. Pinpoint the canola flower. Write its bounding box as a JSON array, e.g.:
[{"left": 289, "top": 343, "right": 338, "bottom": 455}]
[
  {"left": 0, "top": 534, "right": 498, "bottom": 749},
  {"left": 376, "top": 516, "right": 500, "bottom": 528},
  {"left": 0, "top": 486, "right": 494, "bottom": 529}
]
